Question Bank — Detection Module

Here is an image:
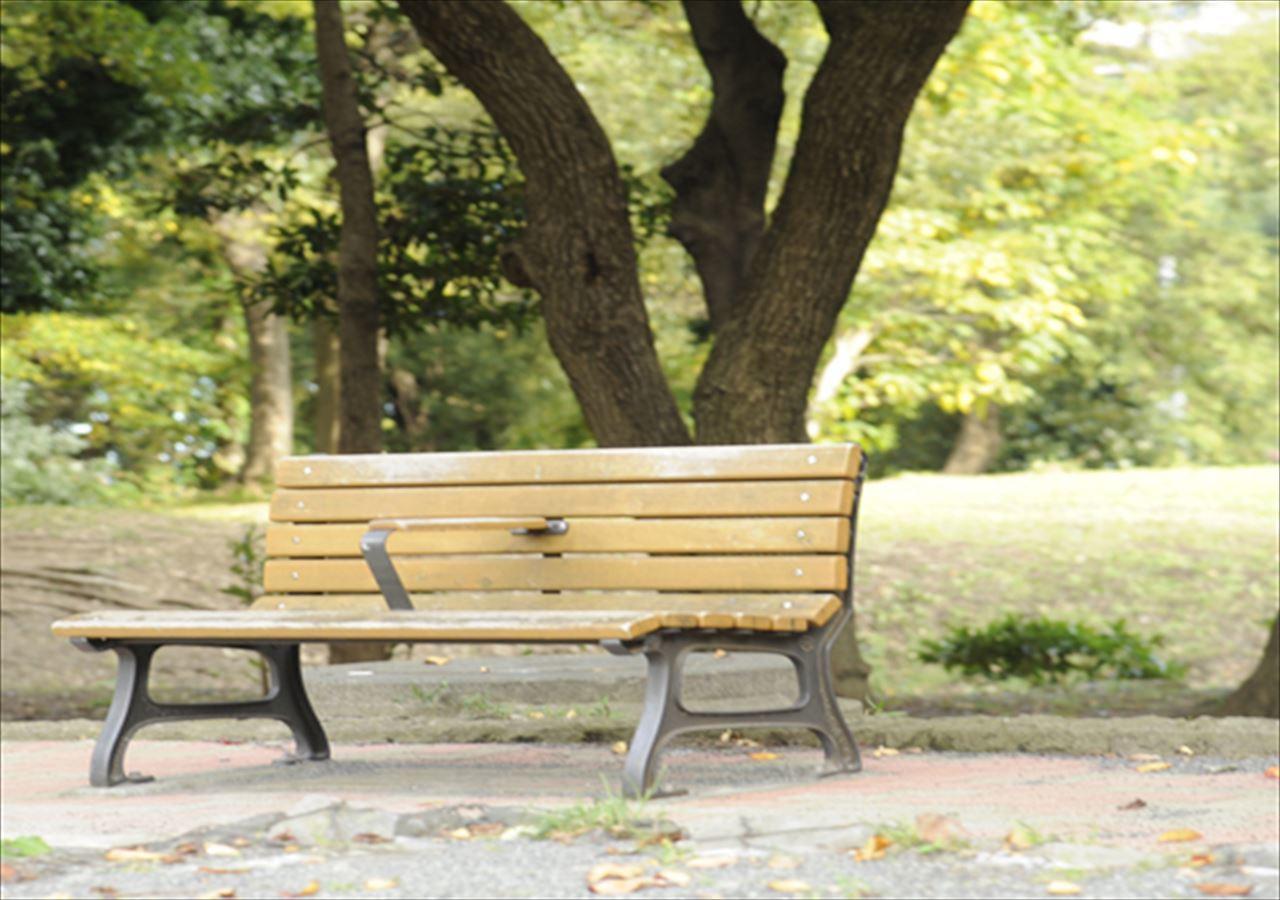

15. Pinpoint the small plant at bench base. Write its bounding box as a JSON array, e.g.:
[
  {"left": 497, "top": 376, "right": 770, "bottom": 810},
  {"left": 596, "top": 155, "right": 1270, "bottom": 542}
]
[{"left": 917, "top": 614, "right": 1185, "bottom": 685}]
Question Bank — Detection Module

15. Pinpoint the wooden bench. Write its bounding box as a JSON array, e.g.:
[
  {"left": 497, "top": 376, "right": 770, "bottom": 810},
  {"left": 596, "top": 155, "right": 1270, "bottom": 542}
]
[{"left": 52, "top": 443, "right": 867, "bottom": 797}]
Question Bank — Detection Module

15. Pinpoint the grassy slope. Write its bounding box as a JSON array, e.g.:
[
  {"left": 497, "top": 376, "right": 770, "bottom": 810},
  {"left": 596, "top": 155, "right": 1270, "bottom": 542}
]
[{"left": 855, "top": 466, "right": 1279, "bottom": 705}]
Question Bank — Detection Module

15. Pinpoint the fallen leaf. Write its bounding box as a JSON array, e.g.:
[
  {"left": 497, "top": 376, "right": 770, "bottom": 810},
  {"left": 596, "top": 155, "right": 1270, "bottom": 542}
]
[
  {"left": 734, "top": 737, "right": 761, "bottom": 748},
  {"left": 468, "top": 822, "right": 506, "bottom": 838},
  {"left": 423, "top": 656, "right": 450, "bottom": 666},
  {"left": 767, "top": 855, "right": 800, "bottom": 870},
  {"left": 1194, "top": 884, "right": 1253, "bottom": 897},
  {"left": 565, "top": 709, "right": 578, "bottom": 719},
  {"left": 656, "top": 870, "right": 692, "bottom": 887},
  {"left": 904, "top": 746, "right": 925, "bottom": 754},
  {"left": 1128, "top": 753, "right": 1163, "bottom": 762},
  {"left": 1188, "top": 853, "right": 1216, "bottom": 868},
  {"left": 916, "top": 813, "right": 968, "bottom": 846},
  {"left": 230, "top": 837, "right": 251, "bottom": 848},
  {"left": 1158, "top": 829, "right": 1204, "bottom": 843},
  {"left": 270, "top": 832, "right": 297, "bottom": 844},
  {"left": 767, "top": 878, "right": 812, "bottom": 894},
  {"left": 283, "top": 845, "right": 301, "bottom": 853},
  {"left": 1119, "top": 799, "right": 1148, "bottom": 811},
  {"left": 1265, "top": 766, "right": 1279, "bottom": 780},
  {"left": 104, "top": 847, "right": 166, "bottom": 863},
  {"left": 750, "top": 752, "right": 780, "bottom": 761},
  {"left": 634, "top": 828, "right": 685, "bottom": 848},
  {"left": 852, "top": 834, "right": 892, "bottom": 862},
  {"left": 528, "top": 711, "right": 545, "bottom": 720},
  {"left": 0, "top": 863, "right": 16, "bottom": 884},
  {"left": 611, "top": 741, "right": 629, "bottom": 756},
  {"left": 352, "top": 833, "right": 391, "bottom": 845},
  {"left": 587, "top": 863, "right": 647, "bottom": 883},
  {"left": 196, "top": 890, "right": 236, "bottom": 900},
  {"left": 90, "top": 887, "right": 118, "bottom": 897},
  {"left": 173, "top": 842, "right": 200, "bottom": 856},
  {"left": 718, "top": 730, "right": 733, "bottom": 744},
  {"left": 479, "top": 666, "right": 490, "bottom": 673},
  {"left": 288, "top": 882, "right": 320, "bottom": 898},
  {"left": 364, "top": 878, "right": 398, "bottom": 891},
  {"left": 1178, "top": 746, "right": 1195, "bottom": 756},
  {"left": 1045, "top": 881, "right": 1082, "bottom": 896},
  {"left": 589, "top": 877, "right": 657, "bottom": 895},
  {"left": 199, "top": 866, "right": 249, "bottom": 875},
  {"left": 448, "top": 827, "right": 473, "bottom": 840},
  {"left": 1003, "top": 825, "right": 1037, "bottom": 851},
  {"left": 872, "top": 746, "right": 899, "bottom": 758},
  {"left": 713, "top": 649, "right": 727, "bottom": 659},
  {"left": 203, "top": 842, "right": 241, "bottom": 857},
  {"left": 1137, "top": 762, "right": 1172, "bottom": 773},
  {"left": 687, "top": 854, "right": 738, "bottom": 869}
]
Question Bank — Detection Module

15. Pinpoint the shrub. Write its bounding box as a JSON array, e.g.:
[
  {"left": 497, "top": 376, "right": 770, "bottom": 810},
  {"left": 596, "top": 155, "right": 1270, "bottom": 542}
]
[{"left": 917, "top": 614, "right": 1185, "bottom": 685}]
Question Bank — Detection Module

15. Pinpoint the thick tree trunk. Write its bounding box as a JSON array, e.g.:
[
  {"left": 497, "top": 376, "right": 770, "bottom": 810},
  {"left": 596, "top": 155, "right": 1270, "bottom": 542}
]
[
  {"left": 315, "top": 0, "right": 383, "bottom": 456},
  {"left": 211, "top": 211, "right": 293, "bottom": 486},
  {"left": 398, "top": 0, "right": 690, "bottom": 448},
  {"left": 312, "top": 316, "right": 341, "bottom": 454},
  {"left": 1220, "top": 614, "right": 1279, "bottom": 718},
  {"left": 662, "top": 1, "right": 786, "bottom": 334},
  {"left": 692, "top": 2, "right": 970, "bottom": 443},
  {"left": 943, "top": 404, "right": 1002, "bottom": 474}
]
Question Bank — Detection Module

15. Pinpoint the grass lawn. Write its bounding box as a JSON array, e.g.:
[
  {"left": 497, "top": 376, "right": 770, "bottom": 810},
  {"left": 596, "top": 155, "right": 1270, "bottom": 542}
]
[{"left": 855, "top": 465, "right": 1278, "bottom": 711}]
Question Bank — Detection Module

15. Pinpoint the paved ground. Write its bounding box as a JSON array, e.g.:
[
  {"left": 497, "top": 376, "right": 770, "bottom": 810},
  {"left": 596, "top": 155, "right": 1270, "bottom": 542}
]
[{"left": 3, "top": 738, "right": 1277, "bottom": 898}]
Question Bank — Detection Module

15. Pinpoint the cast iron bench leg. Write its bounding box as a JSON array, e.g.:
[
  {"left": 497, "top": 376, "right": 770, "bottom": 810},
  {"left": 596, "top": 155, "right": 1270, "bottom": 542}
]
[
  {"left": 74, "top": 639, "right": 330, "bottom": 787},
  {"left": 607, "top": 620, "right": 861, "bottom": 799}
]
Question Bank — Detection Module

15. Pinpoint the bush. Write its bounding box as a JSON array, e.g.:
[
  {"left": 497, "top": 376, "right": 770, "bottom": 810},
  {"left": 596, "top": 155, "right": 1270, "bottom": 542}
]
[{"left": 917, "top": 614, "right": 1185, "bottom": 685}]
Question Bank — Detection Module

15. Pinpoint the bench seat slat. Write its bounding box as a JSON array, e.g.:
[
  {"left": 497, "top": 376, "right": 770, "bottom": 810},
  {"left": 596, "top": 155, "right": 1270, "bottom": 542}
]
[
  {"left": 51, "top": 610, "right": 667, "bottom": 642},
  {"left": 271, "top": 480, "right": 853, "bottom": 522},
  {"left": 253, "top": 592, "right": 842, "bottom": 632},
  {"left": 266, "top": 518, "right": 850, "bottom": 557},
  {"left": 263, "top": 555, "right": 846, "bottom": 593},
  {"left": 276, "top": 444, "right": 862, "bottom": 488}
]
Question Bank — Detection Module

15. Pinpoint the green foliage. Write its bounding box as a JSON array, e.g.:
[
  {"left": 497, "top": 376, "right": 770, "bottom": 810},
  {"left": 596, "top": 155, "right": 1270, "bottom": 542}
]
[
  {"left": 0, "top": 835, "right": 50, "bottom": 858},
  {"left": 0, "top": 378, "right": 128, "bottom": 505},
  {"left": 0, "top": 313, "right": 243, "bottom": 489},
  {"left": 917, "top": 614, "right": 1185, "bottom": 685},
  {"left": 220, "top": 525, "right": 265, "bottom": 606}
]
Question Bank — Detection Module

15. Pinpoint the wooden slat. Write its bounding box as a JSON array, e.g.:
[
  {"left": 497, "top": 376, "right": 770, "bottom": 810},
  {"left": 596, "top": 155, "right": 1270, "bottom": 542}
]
[
  {"left": 271, "top": 480, "right": 853, "bottom": 522},
  {"left": 252, "top": 592, "right": 843, "bottom": 632},
  {"left": 369, "top": 516, "right": 550, "bottom": 532},
  {"left": 267, "top": 517, "right": 850, "bottom": 558},
  {"left": 263, "top": 555, "right": 846, "bottom": 593},
  {"left": 51, "top": 610, "right": 664, "bottom": 642},
  {"left": 277, "top": 444, "right": 862, "bottom": 488}
]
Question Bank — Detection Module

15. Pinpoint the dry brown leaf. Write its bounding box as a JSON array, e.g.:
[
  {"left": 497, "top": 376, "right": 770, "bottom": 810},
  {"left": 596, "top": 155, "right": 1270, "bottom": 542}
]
[
  {"left": 1188, "top": 853, "right": 1216, "bottom": 868},
  {"left": 448, "top": 827, "right": 473, "bottom": 840},
  {"left": 767, "top": 855, "right": 800, "bottom": 870},
  {"left": 565, "top": 709, "right": 578, "bottom": 719},
  {"left": 196, "top": 890, "right": 236, "bottom": 900},
  {"left": 91, "top": 888, "right": 119, "bottom": 898},
  {"left": 203, "top": 842, "right": 241, "bottom": 857},
  {"left": 270, "top": 832, "right": 297, "bottom": 844},
  {"left": 291, "top": 882, "right": 320, "bottom": 898},
  {"left": 687, "top": 854, "right": 738, "bottom": 869},
  {"left": 634, "top": 828, "right": 685, "bottom": 848},
  {"left": 1128, "top": 753, "right": 1163, "bottom": 762},
  {"left": 713, "top": 649, "right": 728, "bottom": 659},
  {"left": 612, "top": 741, "right": 629, "bottom": 756},
  {"left": 1158, "top": 828, "right": 1204, "bottom": 843},
  {"left": 198, "top": 866, "right": 249, "bottom": 875},
  {"left": 1045, "top": 881, "right": 1082, "bottom": 896},
  {"left": 1137, "top": 762, "right": 1173, "bottom": 773},
  {"left": 423, "top": 656, "right": 450, "bottom": 666},
  {"left": 718, "top": 730, "right": 733, "bottom": 744},
  {"left": 587, "top": 863, "right": 648, "bottom": 883},
  {"left": 872, "top": 746, "right": 899, "bottom": 758},
  {"left": 1194, "top": 884, "right": 1254, "bottom": 897},
  {"left": 750, "top": 752, "right": 780, "bottom": 761},
  {"left": 589, "top": 877, "right": 657, "bottom": 895},
  {"left": 916, "top": 813, "right": 968, "bottom": 845},
  {"left": 852, "top": 834, "right": 892, "bottom": 862},
  {"left": 734, "top": 737, "right": 761, "bottom": 748},
  {"left": 173, "top": 842, "right": 200, "bottom": 856},
  {"left": 469, "top": 822, "right": 506, "bottom": 838},
  {"left": 1003, "top": 825, "right": 1036, "bottom": 852},
  {"left": 283, "top": 845, "right": 301, "bottom": 853},
  {"left": 1265, "top": 766, "right": 1279, "bottom": 780},
  {"left": 1119, "top": 798, "right": 1148, "bottom": 811},
  {"left": 364, "top": 878, "right": 398, "bottom": 891},
  {"left": 656, "top": 870, "right": 692, "bottom": 887},
  {"left": 767, "top": 879, "right": 812, "bottom": 894},
  {"left": 1178, "top": 745, "right": 1195, "bottom": 756},
  {"left": 230, "top": 837, "right": 251, "bottom": 848},
  {"left": 352, "top": 832, "right": 392, "bottom": 845},
  {"left": 479, "top": 666, "right": 490, "bottom": 673},
  {"left": 104, "top": 847, "right": 166, "bottom": 863}
]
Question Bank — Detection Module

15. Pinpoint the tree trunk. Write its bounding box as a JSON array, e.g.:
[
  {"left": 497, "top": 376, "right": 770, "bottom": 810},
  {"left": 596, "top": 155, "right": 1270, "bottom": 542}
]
[
  {"left": 314, "top": 0, "right": 383, "bottom": 456},
  {"left": 315, "top": 0, "right": 391, "bottom": 664},
  {"left": 661, "top": 1, "right": 785, "bottom": 334},
  {"left": 806, "top": 327, "right": 875, "bottom": 438},
  {"left": 210, "top": 210, "right": 293, "bottom": 486},
  {"left": 312, "top": 316, "right": 341, "bottom": 454},
  {"left": 1220, "top": 614, "right": 1279, "bottom": 718},
  {"left": 398, "top": 0, "right": 690, "bottom": 448},
  {"left": 692, "top": 1, "right": 970, "bottom": 444},
  {"left": 943, "top": 404, "right": 1002, "bottom": 474}
]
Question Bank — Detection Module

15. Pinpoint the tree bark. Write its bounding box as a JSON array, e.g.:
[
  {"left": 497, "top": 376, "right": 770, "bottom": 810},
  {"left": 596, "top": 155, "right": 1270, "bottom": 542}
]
[
  {"left": 397, "top": 0, "right": 690, "bottom": 447},
  {"left": 692, "top": 1, "right": 970, "bottom": 443},
  {"left": 943, "top": 404, "right": 1002, "bottom": 474},
  {"left": 1219, "top": 614, "right": 1279, "bottom": 718},
  {"left": 314, "top": 0, "right": 383, "bottom": 456},
  {"left": 312, "top": 315, "right": 341, "bottom": 454},
  {"left": 662, "top": 1, "right": 786, "bottom": 334},
  {"left": 211, "top": 211, "right": 293, "bottom": 486}
]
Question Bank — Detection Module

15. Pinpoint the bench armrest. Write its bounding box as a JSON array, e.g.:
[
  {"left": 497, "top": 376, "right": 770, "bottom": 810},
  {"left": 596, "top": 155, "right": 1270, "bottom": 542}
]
[{"left": 359, "top": 517, "right": 569, "bottom": 611}]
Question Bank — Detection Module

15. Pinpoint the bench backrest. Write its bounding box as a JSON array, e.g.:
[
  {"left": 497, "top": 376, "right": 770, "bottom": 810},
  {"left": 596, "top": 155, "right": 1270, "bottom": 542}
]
[{"left": 256, "top": 444, "right": 865, "bottom": 620}]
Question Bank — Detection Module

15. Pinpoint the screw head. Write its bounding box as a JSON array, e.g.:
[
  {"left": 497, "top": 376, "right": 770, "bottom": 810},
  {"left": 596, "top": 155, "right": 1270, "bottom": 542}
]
[
  {"left": 807, "top": 454, "right": 817, "bottom": 464},
  {"left": 794, "top": 568, "right": 804, "bottom": 577},
  {"left": 799, "top": 492, "right": 811, "bottom": 502},
  {"left": 296, "top": 501, "right": 305, "bottom": 509},
  {"left": 291, "top": 571, "right": 300, "bottom": 580},
  {"left": 796, "top": 529, "right": 807, "bottom": 540},
  {"left": 303, "top": 465, "right": 312, "bottom": 475},
  {"left": 292, "top": 536, "right": 301, "bottom": 545}
]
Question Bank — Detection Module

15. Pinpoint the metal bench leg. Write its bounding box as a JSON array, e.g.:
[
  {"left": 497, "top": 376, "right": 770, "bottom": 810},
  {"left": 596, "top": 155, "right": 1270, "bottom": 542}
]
[
  {"left": 607, "top": 623, "right": 861, "bottom": 799},
  {"left": 75, "top": 640, "right": 330, "bottom": 787}
]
